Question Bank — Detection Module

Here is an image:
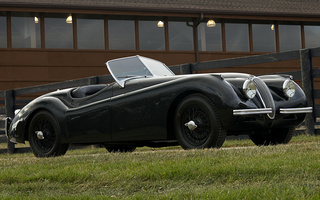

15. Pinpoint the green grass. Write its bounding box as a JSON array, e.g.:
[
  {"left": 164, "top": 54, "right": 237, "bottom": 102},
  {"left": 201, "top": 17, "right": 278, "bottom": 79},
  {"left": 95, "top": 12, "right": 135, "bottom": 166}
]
[{"left": 0, "top": 134, "right": 320, "bottom": 199}]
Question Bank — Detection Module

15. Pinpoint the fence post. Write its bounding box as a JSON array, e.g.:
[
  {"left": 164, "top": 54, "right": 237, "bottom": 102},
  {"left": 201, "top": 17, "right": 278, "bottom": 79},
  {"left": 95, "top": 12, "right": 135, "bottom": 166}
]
[
  {"left": 5, "top": 90, "right": 15, "bottom": 154},
  {"left": 300, "top": 49, "right": 316, "bottom": 135}
]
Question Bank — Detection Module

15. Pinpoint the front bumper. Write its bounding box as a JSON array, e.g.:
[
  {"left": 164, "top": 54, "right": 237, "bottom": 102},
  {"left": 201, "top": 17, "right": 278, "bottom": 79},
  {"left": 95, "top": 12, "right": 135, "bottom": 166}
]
[
  {"left": 233, "top": 107, "right": 312, "bottom": 116},
  {"left": 279, "top": 107, "right": 313, "bottom": 114},
  {"left": 233, "top": 108, "right": 272, "bottom": 115}
]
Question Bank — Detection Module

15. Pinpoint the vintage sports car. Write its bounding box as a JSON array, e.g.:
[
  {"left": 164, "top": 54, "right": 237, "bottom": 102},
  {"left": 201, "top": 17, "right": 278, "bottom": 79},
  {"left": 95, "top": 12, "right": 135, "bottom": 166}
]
[{"left": 6, "top": 55, "right": 312, "bottom": 157}]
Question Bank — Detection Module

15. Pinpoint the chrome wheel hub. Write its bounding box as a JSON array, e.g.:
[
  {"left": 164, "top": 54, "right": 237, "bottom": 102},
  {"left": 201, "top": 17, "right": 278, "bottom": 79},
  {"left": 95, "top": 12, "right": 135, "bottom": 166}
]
[
  {"left": 36, "top": 131, "right": 44, "bottom": 140},
  {"left": 184, "top": 120, "right": 198, "bottom": 131}
]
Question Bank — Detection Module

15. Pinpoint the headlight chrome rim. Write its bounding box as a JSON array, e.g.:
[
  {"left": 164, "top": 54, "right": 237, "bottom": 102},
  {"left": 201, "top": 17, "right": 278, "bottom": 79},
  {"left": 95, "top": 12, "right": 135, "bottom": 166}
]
[
  {"left": 243, "top": 79, "right": 257, "bottom": 99},
  {"left": 283, "top": 79, "right": 296, "bottom": 98}
]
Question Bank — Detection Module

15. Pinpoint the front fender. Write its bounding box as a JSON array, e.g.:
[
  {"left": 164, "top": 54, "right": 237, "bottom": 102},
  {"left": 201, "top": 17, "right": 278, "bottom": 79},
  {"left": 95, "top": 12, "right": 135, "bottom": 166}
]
[
  {"left": 168, "top": 75, "right": 246, "bottom": 129},
  {"left": 7, "top": 96, "right": 68, "bottom": 144}
]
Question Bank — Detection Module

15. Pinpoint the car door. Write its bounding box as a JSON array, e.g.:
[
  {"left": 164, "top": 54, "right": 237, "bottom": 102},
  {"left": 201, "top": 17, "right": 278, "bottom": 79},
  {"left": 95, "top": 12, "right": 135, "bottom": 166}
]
[
  {"left": 110, "top": 79, "right": 167, "bottom": 141},
  {"left": 65, "top": 87, "right": 112, "bottom": 143}
]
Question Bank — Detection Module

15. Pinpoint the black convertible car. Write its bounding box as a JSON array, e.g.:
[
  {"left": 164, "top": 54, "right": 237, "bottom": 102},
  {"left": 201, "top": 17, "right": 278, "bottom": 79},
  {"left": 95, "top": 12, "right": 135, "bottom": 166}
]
[{"left": 6, "top": 55, "right": 312, "bottom": 157}]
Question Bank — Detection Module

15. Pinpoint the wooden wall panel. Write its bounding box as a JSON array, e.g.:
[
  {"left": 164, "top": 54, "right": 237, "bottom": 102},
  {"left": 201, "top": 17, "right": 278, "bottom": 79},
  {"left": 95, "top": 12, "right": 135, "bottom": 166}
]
[{"left": 0, "top": 49, "right": 317, "bottom": 92}]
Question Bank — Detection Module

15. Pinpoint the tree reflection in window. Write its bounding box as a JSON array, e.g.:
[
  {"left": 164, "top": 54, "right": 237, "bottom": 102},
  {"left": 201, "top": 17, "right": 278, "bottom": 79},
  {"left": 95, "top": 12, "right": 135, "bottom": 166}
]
[
  {"left": 168, "top": 21, "right": 194, "bottom": 51},
  {"left": 198, "top": 22, "right": 222, "bottom": 51},
  {"left": 279, "top": 24, "right": 301, "bottom": 51},
  {"left": 109, "top": 19, "right": 135, "bottom": 50},
  {"left": 252, "top": 23, "right": 276, "bottom": 52},
  {"left": 139, "top": 20, "right": 165, "bottom": 50},
  {"left": 225, "top": 23, "right": 249, "bottom": 52},
  {"left": 11, "top": 12, "right": 41, "bottom": 48},
  {"left": 305, "top": 24, "right": 320, "bottom": 48},
  {"left": 77, "top": 15, "right": 105, "bottom": 50},
  {"left": 45, "top": 13, "right": 73, "bottom": 49}
]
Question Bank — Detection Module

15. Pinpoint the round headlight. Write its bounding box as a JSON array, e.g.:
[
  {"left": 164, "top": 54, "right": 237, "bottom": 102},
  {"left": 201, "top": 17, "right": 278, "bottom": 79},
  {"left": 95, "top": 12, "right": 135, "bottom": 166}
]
[
  {"left": 243, "top": 80, "right": 257, "bottom": 99},
  {"left": 283, "top": 79, "right": 295, "bottom": 98}
]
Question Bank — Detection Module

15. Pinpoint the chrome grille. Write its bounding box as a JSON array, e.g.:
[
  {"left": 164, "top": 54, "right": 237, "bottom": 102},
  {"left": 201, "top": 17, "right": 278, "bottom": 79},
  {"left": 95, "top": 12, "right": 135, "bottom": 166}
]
[{"left": 253, "top": 77, "right": 275, "bottom": 119}]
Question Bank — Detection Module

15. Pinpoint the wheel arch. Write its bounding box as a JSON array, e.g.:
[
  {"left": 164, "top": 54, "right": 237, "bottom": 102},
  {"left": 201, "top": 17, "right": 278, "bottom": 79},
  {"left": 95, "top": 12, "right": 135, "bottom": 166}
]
[{"left": 22, "top": 97, "right": 68, "bottom": 142}]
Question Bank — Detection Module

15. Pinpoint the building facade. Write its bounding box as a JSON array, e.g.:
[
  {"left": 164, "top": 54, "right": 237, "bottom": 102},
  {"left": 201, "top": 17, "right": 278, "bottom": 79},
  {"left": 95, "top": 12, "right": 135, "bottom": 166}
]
[{"left": 0, "top": 0, "right": 320, "bottom": 91}]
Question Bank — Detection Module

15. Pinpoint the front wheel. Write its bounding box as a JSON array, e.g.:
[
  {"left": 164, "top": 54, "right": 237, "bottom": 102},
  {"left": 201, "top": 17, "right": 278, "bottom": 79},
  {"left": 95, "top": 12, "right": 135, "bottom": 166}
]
[
  {"left": 28, "top": 111, "right": 69, "bottom": 157},
  {"left": 249, "top": 127, "right": 295, "bottom": 146},
  {"left": 174, "top": 94, "right": 226, "bottom": 149}
]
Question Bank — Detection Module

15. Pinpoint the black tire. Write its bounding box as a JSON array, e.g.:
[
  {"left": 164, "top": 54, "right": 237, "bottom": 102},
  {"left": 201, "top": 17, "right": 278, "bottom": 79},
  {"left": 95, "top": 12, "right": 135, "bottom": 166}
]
[
  {"left": 249, "top": 127, "right": 295, "bottom": 146},
  {"left": 174, "top": 94, "right": 226, "bottom": 149},
  {"left": 105, "top": 146, "right": 136, "bottom": 153},
  {"left": 28, "top": 111, "right": 69, "bottom": 157}
]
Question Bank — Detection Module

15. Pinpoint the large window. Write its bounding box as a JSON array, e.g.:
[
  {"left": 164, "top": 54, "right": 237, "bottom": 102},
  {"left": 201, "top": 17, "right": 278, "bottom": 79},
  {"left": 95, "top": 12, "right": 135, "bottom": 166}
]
[
  {"left": 45, "top": 13, "right": 73, "bottom": 49},
  {"left": 77, "top": 15, "right": 105, "bottom": 50},
  {"left": 168, "top": 20, "right": 194, "bottom": 51},
  {"left": 4, "top": 11, "right": 320, "bottom": 53},
  {"left": 108, "top": 17, "right": 135, "bottom": 50},
  {"left": 139, "top": 19, "right": 165, "bottom": 50},
  {"left": 304, "top": 24, "right": 320, "bottom": 48},
  {"left": 11, "top": 12, "right": 41, "bottom": 48},
  {"left": 279, "top": 24, "right": 301, "bottom": 51},
  {"left": 252, "top": 23, "right": 276, "bottom": 52},
  {"left": 225, "top": 23, "right": 249, "bottom": 52},
  {"left": 198, "top": 21, "right": 222, "bottom": 51},
  {"left": 0, "top": 12, "right": 6, "bottom": 48}
]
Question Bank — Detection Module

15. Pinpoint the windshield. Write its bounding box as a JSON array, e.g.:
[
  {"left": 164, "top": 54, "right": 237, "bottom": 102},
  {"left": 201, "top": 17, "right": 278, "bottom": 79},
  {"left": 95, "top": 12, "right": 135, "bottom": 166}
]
[{"left": 106, "top": 55, "right": 174, "bottom": 87}]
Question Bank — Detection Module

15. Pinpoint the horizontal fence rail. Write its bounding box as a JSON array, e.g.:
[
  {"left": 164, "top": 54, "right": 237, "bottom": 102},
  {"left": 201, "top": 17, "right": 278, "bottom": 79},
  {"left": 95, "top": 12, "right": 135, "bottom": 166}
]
[{"left": 1, "top": 47, "right": 320, "bottom": 153}]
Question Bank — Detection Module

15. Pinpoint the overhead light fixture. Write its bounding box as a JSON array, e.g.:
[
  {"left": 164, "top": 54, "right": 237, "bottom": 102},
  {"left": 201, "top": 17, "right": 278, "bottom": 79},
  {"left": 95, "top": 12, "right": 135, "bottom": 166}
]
[
  {"left": 34, "top": 16, "right": 39, "bottom": 24},
  {"left": 157, "top": 21, "right": 164, "bottom": 28},
  {"left": 271, "top": 24, "right": 275, "bottom": 31},
  {"left": 66, "top": 14, "right": 72, "bottom": 24},
  {"left": 207, "top": 19, "right": 216, "bottom": 28}
]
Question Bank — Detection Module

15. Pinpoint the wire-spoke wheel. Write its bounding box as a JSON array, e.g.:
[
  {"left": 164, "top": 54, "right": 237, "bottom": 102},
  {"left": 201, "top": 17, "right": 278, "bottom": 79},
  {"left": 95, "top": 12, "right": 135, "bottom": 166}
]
[
  {"left": 249, "top": 127, "right": 295, "bottom": 146},
  {"left": 28, "top": 111, "right": 69, "bottom": 157},
  {"left": 174, "top": 94, "right": 226, "bottom": 149}
]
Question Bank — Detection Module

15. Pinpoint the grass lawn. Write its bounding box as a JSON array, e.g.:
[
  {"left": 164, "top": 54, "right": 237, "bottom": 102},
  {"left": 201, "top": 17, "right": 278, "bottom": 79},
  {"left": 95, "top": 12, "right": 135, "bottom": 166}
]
[{"left": 0, "top": 134, "right": 319, "bottom": 199}]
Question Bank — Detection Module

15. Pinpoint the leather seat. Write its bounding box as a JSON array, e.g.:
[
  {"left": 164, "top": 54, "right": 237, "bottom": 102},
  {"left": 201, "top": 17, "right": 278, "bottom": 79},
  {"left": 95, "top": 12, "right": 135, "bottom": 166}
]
[{"left": 71, "top": 85, "right": 107, "bottom": 98}]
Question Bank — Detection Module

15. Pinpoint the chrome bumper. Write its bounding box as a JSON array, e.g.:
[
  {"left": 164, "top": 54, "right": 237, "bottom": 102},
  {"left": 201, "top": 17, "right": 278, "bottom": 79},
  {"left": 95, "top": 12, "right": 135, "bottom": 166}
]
[
  {"left": 233, "top": 107, "right": 312, "bottom": 116},
  {"left": 233, "top": 108, "right": 272, "bottom": 115},
  {"left": 279, "top": 107, "right": 313, "bottom": 114}
]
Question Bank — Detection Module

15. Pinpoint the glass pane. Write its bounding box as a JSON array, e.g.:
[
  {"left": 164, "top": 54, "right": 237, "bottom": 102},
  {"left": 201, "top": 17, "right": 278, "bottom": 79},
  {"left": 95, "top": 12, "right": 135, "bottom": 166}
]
[
  {"left": 0, "top": 12, "right": 6, "bottom": 48},
  {"left": 279, "top": 24, "right": 301, "bottom": 51},
  {"left": 198, "top": 22, "right": 222, "bottom": 51},
  {"left": 108, "top": 19, "right": 135, "bottom": 50},
  {"left": 11, "top": 12, "right": 41, "bottom": 48},
  {"left": 139, "top": 20, "right": 165, "bottom": 50},
  {"left": 45, "top": 14, "right": 73, "bottom": 49},
  {"left": 225, "top": 23, "right": 249, "bottom": 52},
  {"left": 252, "top": 24, "right": 276, "bottom": 52},
  {"left": 77, "top": 15, "right": 105, "bottom": 49},
  {"left": 169, "top": 21, "right": 194, "bottom": 51},
  {"left": 140, "top": 56, "right": 174, "bottom": 76},
  {"left": 305, "top": 25, "right": 320, "bottom": 48}
]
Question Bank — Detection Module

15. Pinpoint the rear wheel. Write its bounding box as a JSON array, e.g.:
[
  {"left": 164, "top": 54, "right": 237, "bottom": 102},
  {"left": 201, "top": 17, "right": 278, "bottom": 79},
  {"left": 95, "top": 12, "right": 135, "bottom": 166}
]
[
  {"left": 174, "top": 94, "right": 226, "bottom": 149},
  {"left": 249, "top": 127, "right": 295, "bottom": 146},
  {"left": 28, "top": 111, "right": 69, "bottom": 157}
]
